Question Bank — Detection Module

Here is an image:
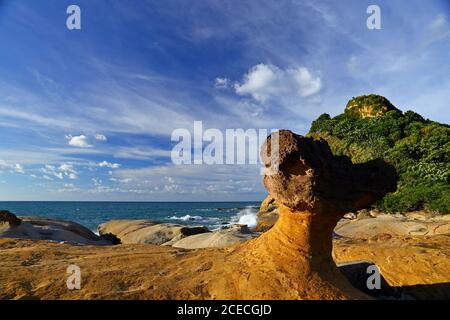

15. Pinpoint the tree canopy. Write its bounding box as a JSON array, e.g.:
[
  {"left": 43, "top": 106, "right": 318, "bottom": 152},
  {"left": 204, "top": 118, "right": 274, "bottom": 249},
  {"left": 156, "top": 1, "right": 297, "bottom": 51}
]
[{"left": 308, "top": 95, "right": 450, "bottom": 214}]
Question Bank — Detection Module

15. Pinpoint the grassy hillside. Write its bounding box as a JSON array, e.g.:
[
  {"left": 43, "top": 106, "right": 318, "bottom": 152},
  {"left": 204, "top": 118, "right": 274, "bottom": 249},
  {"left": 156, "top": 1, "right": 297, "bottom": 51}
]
[{"left": 308, "top": 95, "right": 450, "bottom": 214}]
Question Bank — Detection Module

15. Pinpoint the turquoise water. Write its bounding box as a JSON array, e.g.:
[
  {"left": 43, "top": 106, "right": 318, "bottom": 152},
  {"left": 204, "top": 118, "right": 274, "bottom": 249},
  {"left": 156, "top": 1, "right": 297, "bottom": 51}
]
[{"left": 0, "top": 201, "right": 260, "bottom": 232}]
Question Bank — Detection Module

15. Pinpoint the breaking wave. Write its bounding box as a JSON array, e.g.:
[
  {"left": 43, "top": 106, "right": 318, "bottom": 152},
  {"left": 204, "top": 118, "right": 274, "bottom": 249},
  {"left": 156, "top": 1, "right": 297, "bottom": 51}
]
[
  {"left": 169, "top": 214, "right": 203, "bottom": 221},
  {"left": 230, "top": 206, "right": 258, "bottom": 228}
]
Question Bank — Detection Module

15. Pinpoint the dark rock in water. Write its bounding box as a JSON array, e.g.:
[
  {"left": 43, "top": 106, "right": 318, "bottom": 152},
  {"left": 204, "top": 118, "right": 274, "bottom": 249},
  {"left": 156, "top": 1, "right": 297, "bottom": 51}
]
[
  {"left": 100, "top": 232, "right": 122, "bottom": 245},
  {"left": 0, "top": 210, "right": 22, "bottom": 227},
  {"left": 181, "top": 226, "right": 210, "bottom": 236}
]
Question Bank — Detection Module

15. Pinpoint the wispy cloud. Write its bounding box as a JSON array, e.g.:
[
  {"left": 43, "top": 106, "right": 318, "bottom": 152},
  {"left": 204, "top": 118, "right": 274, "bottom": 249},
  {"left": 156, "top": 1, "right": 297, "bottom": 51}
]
[{"left": 113, "top": 146, "right": 171, "bottom": 160}]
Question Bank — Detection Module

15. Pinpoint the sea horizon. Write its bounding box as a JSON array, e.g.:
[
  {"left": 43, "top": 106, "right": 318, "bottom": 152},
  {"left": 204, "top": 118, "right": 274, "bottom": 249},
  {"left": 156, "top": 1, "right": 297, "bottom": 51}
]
[{"left": 0, "top": 201, "right": 262, "bottom": 232}]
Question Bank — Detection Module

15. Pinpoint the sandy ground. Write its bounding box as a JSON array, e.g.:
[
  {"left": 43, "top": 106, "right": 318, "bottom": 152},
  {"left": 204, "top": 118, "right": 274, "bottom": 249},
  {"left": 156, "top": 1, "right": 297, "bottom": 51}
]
[{"left": 0, "top": 230, "right": 448, "bottom": 300}]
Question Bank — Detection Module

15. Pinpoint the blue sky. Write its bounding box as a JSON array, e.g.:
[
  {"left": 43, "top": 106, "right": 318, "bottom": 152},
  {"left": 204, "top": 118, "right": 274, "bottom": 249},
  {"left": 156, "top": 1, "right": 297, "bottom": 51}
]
[{"left": 0, "top": 0, "right": 449, "bottom": 201}]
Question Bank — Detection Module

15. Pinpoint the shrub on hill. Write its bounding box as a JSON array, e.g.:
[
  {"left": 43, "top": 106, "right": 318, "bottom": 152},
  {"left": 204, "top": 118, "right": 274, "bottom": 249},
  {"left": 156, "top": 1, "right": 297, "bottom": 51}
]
[{"left": 308, "top": 95, "right": 450, "bottom": 213}]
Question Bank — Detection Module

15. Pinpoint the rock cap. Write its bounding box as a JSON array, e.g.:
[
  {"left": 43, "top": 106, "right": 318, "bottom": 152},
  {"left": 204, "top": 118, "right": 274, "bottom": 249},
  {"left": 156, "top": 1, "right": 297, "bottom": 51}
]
[{"left": 261, "top": 130, "right": 397, "bottom": 213}]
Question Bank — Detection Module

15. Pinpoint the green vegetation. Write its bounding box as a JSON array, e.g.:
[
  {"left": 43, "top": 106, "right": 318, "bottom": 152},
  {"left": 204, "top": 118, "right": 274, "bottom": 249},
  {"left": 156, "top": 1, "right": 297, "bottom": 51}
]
[
  {"left": 344, "top": 94, "right": 398, "bottom": 118},
  {"left": 308, "top": 95, "right": 450, "bottom": 214}
]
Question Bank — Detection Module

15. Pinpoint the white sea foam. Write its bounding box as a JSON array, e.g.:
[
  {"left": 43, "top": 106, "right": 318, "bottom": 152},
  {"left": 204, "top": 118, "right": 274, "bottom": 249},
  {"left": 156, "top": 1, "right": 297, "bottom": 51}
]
[
  {"left": 169, "top": 214, "right": 203, "bottom": 221},
  {"left": 168, "top": 206, "right": 258, "bottom": 229},
  {"left": 231, "top": 206, "right": 258, "bottom": 228}
]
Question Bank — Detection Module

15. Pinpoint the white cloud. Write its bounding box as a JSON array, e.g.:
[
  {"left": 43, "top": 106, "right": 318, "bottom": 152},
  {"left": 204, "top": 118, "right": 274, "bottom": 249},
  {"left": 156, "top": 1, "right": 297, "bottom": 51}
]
[
  {"left": 41, "top": 163, "right": 78, "bottom": 180},
  {"left": 0, "top": 160, "right": 25, "bottom": 174},
  {"left": 293, "top": 67, "right": 323, "bottom": 97},
  {"left": 92, "top": 178, "right": 102, "bottom": 186},
  {"left": 98, "top": 161, "right": 121, "bottom": 169},
  {"left": 68, "top": 173, "right": 77, "bottom": 180},
  {"left": 430, "top": 14, "right": 447, "bottom": 30},
  {"left": 41, "top": 165, "right": 62, "bottom": 180},
  {"left": 57, "top": 183, "right": 80, "bottom": 193},
  {"left": 65, "top": 135, "right": 92, "bottom": 148},
  {"left": 54, "top": 172, "right": 64, "bottom": 179},
  {"left": 95, "top": 134, "right": 107, "bottom": 141},
  {"left": 166, "top": 176, "right": 174, "bottom": 183},
  {"left": 59, "top": 164, "right": 78, "bottom": 179},
  {"left": 59, "top": 163, "right": 76, "bottom": 174},
  {"left": 113, "top": 147, "right": 170, "bottom": 160},
  {"left": 110, "top": 177, "right": 132, "bottom": 183},
  {"left": 215, "top": 77, "right": 229, "bottom": 89},
  {"left": 426, "top": 14, "right": 450, "bottom": 45},
  {"left": 234, "top": 64, "right": 322, "bottom": 102},
  {"left": 234, "top": 64, "right": 278, "bottom": 102},
  {"left": 14, "top": 164, "right": 24, "bottom": 174}
]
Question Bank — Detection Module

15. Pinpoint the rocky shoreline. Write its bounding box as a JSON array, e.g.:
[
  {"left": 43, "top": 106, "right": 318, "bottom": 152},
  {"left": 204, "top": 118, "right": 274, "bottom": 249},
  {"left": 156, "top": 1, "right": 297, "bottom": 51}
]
[
  {"left": 1, "top": 205, "right": 449, "bottom": 299},
  {"left": 0, "top": 210, "right": 260, "bottom": 249},
  {"left": 0, "top": 130, "right": 449, "bottom": 300},
  {"left": 256, "top": 196, "right": 450, "bottom": 238}
]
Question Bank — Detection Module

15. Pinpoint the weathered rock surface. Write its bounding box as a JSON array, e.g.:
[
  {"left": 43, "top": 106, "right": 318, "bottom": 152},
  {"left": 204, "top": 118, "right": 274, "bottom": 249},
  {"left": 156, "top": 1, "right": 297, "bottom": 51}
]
[
  {"left": 98, "top": 220, "right": 209, "bottom": 245},
  {"left": 255, "top": 196, "right": 279, "bottom": 232},
  {"left": 171, "top": 225, "right": 258, "bottom": 249},
  {"left": 335, "top": 213, "right": 450, "bottom": 238},
  {"left": 0, "top": 215, "right": 110, "bottom": 246},
  {"left": 334, "top": 235, "right": 450, "bottom": 300},
  {"left": 260, "top": 130, "right": 397, "bottom": 214}
]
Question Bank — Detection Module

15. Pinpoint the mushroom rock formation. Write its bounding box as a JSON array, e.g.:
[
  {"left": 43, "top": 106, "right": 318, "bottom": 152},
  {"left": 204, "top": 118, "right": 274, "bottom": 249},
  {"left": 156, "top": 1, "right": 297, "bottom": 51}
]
[
  {"left": 229, "top": 130, "right": 397, "bottom": 299},
  {"left": 159, "top": 130, "right": 397, "bottom": 299}
]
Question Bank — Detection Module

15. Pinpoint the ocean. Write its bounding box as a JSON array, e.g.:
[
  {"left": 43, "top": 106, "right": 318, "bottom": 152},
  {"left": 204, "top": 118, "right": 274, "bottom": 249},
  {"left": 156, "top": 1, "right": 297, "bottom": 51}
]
[{"left": 0, "top": 201, "right": 261, "bottom": 232}]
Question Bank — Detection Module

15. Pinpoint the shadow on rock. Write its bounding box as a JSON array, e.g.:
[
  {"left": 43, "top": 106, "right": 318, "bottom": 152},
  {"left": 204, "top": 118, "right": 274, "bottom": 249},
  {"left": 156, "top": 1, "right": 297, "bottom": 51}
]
[{"left": 338, "top": 261, "right": 450, "bottom": 300}]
